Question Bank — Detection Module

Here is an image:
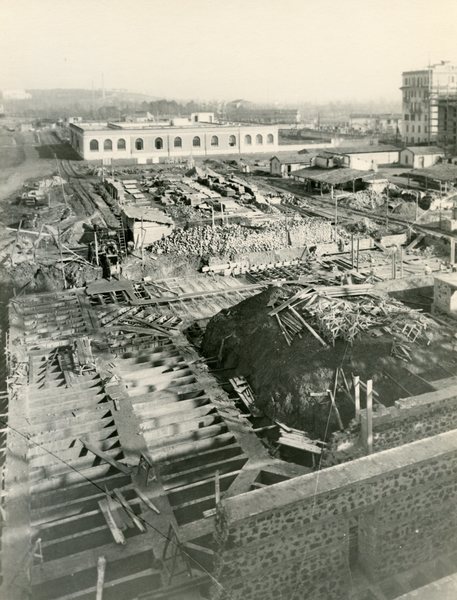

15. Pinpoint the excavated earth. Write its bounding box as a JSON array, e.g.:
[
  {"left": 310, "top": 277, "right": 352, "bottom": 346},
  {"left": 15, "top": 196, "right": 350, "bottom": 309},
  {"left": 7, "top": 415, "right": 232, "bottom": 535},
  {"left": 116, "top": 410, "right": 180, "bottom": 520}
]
[{"left": 201, "top": 286, "right": 453, "bottom": 440}]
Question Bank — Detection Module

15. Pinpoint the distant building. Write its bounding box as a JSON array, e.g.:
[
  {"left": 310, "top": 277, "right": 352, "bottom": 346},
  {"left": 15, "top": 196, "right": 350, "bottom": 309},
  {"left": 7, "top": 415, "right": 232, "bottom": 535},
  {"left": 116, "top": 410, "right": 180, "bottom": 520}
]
[
  {"left": 401, "top": 61, "right": 457, "bottom": 144},
  {"left": 349, "top": 114, "right": 401, "bottom": 136},
  {"left": 1, "top": 89, "right": 32, "bottom": 100},
  {"left": 399, "top": 146, "right": 445, "bottom": 168},
  {"left": 270, "top": 153, "right": 314, "bottom": 177},
  {"left": 437, "top": 95, "right": 457, "bottom": 152},
  {"left": 225, "top": 105, "right": 300, "bottom": 125},
  {"left": 69, "top": 121, "right": 279, "bottom": 162}
]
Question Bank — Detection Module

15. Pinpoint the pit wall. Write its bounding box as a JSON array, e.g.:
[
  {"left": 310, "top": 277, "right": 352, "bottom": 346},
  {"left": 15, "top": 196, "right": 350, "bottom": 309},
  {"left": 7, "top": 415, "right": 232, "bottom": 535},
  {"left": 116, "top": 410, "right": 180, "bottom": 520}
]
[
  {"left": 211, "top": 428, "right": 457, "bottom": 600},
  {"left": 323, "top": 384, "right": 457, "bottom": 466}
]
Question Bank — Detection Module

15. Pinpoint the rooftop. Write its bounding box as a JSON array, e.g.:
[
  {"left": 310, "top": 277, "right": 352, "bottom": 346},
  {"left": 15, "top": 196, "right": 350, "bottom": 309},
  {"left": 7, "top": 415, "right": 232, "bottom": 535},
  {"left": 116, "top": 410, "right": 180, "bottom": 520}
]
[
  {"left": 404, "top": 146, "right": 444, "bottom": 155},
  {"left": 292, "top": 166, "right": 374, "bottom": 184}
]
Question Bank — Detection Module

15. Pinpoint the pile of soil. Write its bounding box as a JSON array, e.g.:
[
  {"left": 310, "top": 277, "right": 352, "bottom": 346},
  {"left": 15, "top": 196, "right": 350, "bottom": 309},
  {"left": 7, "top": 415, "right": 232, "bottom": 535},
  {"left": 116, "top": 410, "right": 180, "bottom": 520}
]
[{"left": 201, "top": 287, "right": 446, "bottom": 440}]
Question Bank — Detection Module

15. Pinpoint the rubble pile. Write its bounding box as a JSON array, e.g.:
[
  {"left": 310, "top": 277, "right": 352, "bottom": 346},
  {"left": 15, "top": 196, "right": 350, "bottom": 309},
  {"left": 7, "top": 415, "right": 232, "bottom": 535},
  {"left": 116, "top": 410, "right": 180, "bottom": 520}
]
[
  {"left": 341, "top": 189, "right": 386, "bottom": 211},
  {"left": 148, "top": 217, "right": 333, "bottom": 258}
]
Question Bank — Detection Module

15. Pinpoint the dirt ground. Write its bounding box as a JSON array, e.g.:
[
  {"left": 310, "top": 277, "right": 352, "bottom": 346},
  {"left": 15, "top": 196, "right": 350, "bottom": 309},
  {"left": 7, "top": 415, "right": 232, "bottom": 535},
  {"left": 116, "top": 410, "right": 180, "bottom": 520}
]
[
  {"left": 0, "top": 130, "right": 56, "bottom": 203},
  {"left": 201, "top": 287, "right": 457, "bottom": 440}
]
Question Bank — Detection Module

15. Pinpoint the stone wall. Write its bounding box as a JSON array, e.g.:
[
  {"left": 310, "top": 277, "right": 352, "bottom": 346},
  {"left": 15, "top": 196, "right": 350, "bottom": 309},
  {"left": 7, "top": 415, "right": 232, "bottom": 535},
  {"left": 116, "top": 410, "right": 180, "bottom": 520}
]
[
  {"left": 212, "top": 429, "right": 457, "bottom": 600},
  {"left": 322, "top": 384, "right": 457, "bottom": 465},
  {"left": 360, "top": 385, "right": 457, "bottom": 453}
]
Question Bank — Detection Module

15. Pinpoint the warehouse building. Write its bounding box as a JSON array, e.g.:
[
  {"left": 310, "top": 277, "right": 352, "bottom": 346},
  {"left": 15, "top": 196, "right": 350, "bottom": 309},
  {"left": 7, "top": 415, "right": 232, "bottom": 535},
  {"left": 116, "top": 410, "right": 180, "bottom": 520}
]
[{"left": 69, "top": 121, "right": 279, "bottom": 163}]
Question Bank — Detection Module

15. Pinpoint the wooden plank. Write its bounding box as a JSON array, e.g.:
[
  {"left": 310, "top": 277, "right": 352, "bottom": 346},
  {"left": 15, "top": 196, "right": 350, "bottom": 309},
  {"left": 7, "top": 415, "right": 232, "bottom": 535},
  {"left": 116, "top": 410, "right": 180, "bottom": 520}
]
[
  {"left": 80, "top": 439, "right": 131, "bottom": 475},
  {"left": 289, "top": 306, "right": 328, "bottom": 347},
  {"left": 134, "top": 486, "right": 161, "bottom": 515},
  {"left": 96, "top": 556, "right": 106, "bottom": 600},
  {"left": 112, "top": 488, "right": 146, "bottom": 532},
  {"left": 98, "top": 499, "right": 126, "bottom": 545},
  {"left": 268, "top": 288, "right": 312, "bottom": 316}
]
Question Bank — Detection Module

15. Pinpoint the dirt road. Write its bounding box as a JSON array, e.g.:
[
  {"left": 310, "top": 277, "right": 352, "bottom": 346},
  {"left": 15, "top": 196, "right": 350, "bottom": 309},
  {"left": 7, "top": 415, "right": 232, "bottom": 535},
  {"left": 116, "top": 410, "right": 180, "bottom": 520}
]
[{"left": 0, "top": 130, "right": 55, "bottom": 204}]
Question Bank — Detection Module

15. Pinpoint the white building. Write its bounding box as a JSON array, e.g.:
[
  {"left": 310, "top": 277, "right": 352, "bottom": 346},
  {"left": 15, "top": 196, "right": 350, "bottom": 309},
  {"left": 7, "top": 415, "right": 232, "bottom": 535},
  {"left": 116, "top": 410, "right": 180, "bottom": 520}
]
[
  {"left": 401, "top": 61, "right": 457, "bottom": 144},
  {"left": 399, "top": 146, "right": 445, "bottom": 168},
  {"left": 69, "top": 121, "right": 279, "bottom": 163}
]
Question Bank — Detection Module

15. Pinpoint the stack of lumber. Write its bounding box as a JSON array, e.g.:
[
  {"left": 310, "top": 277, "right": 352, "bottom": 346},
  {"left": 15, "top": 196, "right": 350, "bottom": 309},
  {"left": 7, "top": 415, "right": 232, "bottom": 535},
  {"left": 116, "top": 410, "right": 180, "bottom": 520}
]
[
  {"left": 269, "top": 283, "right": 432, "bottom": 346},
  {"left": 276, "top": 420, "right": 324, "bottom": 454}
]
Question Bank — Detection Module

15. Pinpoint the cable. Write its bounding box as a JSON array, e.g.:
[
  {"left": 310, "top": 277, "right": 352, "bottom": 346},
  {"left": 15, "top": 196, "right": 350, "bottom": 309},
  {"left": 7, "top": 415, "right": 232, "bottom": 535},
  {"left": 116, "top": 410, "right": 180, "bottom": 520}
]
[{"left": 0, "top": 416, "right": 234, "bottom": 599}]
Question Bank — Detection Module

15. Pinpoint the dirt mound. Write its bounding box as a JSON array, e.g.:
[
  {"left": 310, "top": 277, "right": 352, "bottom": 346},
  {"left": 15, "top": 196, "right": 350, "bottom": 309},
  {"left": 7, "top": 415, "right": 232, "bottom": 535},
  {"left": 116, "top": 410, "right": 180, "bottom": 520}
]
[{"left": 201, "top": 287, "right": 439, "bottom": 440}]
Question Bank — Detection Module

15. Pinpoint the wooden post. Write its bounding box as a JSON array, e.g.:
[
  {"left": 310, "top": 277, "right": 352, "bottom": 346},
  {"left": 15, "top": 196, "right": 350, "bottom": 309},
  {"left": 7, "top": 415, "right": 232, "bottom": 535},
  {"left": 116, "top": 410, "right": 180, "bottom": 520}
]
[
  {"left": 353, "top": 375, "right": 360, "bottom": 420},
  {"left": 351, "top": 234, "right": 354, "bottom": 268},
  {"left": 356, "top": 237, "right": 360, "bottom": 271},
  {"left": 215, "top": 470, "right": 220, "bottom": 505},
  {"left": 94, "top": 230, "right": 99, "bottom": 266},
  {"left": 140, "top": 217, "right": 144, "bottom": 265},
  {"left": 211, "top": 206, "right": 215, "bottom": 229},
  {"left": 96, "top": 556, "right": 106, "bottom": 600},
  {"left": 366, "top": 379, "right": 373, "bottom": 454},
  {"left": 399, "top": 246, "right": 404, "bottom": 277},
  {"left": 328, "top": 389, "right": 344, "bottom": 430},
  {"left": 450, "top": 238, "right": 456, "bottom": 265}
]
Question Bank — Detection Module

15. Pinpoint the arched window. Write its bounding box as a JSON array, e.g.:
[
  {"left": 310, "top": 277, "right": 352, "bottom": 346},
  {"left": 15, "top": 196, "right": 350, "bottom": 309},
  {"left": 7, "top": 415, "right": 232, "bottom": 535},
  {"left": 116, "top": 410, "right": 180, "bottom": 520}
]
[
  {"left": 267, "top": 133, "right": 274, "bottom": 144},
  {"left": 117, "top": 138, "right": 126, "bottom": 150},
  {"left": 174, "top": 137, "right": 182, "bottom": 148},
  {"left": 211, "top": 135, "right": 219, "bottom": 146},
  {"left": 244, "top": 134, "right": 252, "bottom": 145},
  {"left": 103, "top": 139, "right": 113, "bottom": 151},
  {"left": 135, "top": 138, "right": 144, "bottom": 151},
  {"left": 89, "top": 139, "right": 99, "bottom": 151},
  {"left": 229, "top": 135, "right": 236, "bottom": 147},
  {"left": 193, "top": 136, "right": 201, "bottom": 147},
  {"left": 256, "top": 134, "right": 263, "bottom": 144},
  {"left": 155, "top": 137, "right": 163, "bottom": 150}
]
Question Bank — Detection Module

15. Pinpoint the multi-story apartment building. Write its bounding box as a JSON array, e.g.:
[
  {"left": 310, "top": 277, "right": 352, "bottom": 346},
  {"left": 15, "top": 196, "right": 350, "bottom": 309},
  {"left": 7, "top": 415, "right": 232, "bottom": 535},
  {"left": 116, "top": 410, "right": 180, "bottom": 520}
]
[{"left": 401, "top": 61, "right": 457, "bottom": 145}]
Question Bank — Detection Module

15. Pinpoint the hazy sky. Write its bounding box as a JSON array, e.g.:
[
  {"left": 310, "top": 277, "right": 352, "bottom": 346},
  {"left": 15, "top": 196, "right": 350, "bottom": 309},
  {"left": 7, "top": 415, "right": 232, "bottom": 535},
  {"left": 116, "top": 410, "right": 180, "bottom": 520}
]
[{"left": 1, "top": 0, "right": 457, "bottom": 103}]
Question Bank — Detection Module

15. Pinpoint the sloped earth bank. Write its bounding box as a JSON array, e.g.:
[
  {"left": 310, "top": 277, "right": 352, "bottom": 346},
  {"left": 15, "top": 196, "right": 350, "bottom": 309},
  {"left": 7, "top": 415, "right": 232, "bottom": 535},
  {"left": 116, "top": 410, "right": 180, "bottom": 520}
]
[{"left": 201, "top": 287, "right": 449, "bottom": 440}]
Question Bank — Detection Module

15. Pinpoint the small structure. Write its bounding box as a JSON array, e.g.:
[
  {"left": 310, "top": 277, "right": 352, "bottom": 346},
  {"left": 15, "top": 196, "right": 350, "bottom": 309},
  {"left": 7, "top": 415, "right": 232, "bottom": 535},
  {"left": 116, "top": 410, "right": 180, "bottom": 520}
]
[
  {"left": 312, "top": 145, "right": 400, "bottom": 171},
  {"left": 121, "top": 206, "right": 174, "bottom": 247},
  {"left": 433, "top": 273, "right": 457, "bottom": 317},
  {"left": 270, "top": 153, "right": 313, "bottom": 177},
  {"left": 400, "top": 146, "right": 445, "bottom": 168}
]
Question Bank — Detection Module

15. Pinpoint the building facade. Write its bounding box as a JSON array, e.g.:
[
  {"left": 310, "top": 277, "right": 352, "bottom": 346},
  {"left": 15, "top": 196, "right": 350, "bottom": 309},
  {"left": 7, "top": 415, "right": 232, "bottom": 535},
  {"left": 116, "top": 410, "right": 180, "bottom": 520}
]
[
  {"left": 69, "top": 122, "right": 279, "bottom": 162},
  {"left": 438, "top": 96, "right": 457, "bottom": 152},
  {"left": 401, "top": 61, "right": 457, "bottom": 144}
]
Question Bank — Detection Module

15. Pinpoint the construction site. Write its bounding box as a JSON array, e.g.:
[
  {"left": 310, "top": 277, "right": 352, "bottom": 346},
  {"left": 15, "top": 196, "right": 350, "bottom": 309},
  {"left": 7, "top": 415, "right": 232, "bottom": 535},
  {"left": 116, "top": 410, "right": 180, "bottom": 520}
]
[{"left": 2, "top": 124, "right": 457, "bottom": 600}]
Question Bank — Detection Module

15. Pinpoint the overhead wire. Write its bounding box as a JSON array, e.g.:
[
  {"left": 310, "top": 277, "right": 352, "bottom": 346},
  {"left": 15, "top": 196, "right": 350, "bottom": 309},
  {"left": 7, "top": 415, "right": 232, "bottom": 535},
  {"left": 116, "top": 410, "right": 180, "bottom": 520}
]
[{"left": 0, "top": 415, "right": 234, "bottom": 599}]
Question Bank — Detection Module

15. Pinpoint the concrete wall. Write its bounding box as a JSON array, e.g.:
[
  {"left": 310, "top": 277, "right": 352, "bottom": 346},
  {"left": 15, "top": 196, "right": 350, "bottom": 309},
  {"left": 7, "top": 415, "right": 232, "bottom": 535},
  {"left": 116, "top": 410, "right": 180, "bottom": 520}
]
[{"left": 212, "top": 429, "right": 457, "bottom": 600}]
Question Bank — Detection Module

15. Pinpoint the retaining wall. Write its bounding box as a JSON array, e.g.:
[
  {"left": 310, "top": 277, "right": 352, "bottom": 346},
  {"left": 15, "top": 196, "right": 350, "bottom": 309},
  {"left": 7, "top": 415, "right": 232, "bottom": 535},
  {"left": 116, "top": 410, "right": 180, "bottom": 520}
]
[{"left": 212, "top": 429, "right": 457, "bottom": 600}]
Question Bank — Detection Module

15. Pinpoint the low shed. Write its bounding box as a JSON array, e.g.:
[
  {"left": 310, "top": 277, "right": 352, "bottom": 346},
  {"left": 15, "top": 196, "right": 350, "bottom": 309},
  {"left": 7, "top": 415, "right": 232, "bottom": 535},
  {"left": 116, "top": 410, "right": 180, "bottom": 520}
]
[
  {"left": 122, "top": 205, "right": 174, "bottom": 247},
  {"left": 270, "top": 153, "right": 313, "bottom": 177},
  {"left": 399, "top": 146, "right": 445, "bottom": 168}
]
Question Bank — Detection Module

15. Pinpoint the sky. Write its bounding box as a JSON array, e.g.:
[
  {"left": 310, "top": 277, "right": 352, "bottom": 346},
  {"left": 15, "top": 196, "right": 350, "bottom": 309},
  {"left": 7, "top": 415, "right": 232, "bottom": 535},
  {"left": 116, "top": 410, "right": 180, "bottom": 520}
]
[{"left": 1, "top": 0, "right": 457, "bottom": 104}]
